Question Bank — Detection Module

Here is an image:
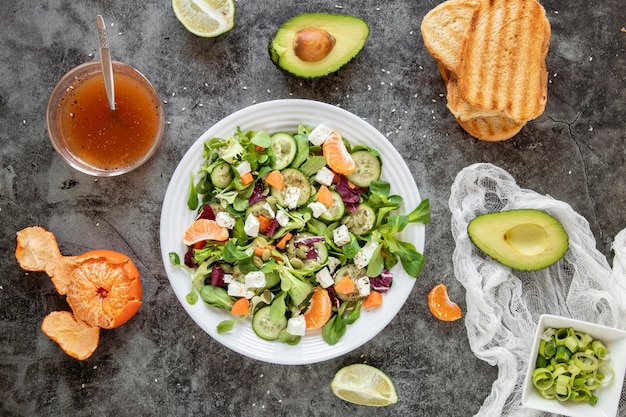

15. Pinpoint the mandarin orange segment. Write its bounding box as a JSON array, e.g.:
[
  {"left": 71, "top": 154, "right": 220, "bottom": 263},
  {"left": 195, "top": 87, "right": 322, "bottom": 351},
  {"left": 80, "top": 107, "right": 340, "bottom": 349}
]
[
  {"left": 182, "top": 218, "right": 229, "bottom": 246},
  {"left": 41, "top": 311, "right": 100, "bottom": 361},
  {"left": 322, "top": 131, "right": 356, "bottom": 175},
  {"left": 303, "top": 287, "right": 332, "bottom": 330},
  {"left": 428, "top": 283, "right": 462, "bottom": 321},
  {"left": 66, "top": 251, "right": 142, "bottom": 329}
]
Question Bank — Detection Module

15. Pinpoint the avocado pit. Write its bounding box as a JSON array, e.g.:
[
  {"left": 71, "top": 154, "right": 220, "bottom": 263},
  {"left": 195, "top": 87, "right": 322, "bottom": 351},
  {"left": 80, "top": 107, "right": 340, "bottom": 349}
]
[{"left": 294, "top": 27, "right": 336, "bottom": 62}]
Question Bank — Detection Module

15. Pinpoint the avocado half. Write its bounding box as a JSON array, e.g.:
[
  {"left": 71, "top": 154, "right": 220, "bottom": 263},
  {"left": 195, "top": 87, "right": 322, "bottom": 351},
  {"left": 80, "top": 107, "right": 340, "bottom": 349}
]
[
  {"left": 269, "top": 13, "right": 369, "bottom": 79},
  {"left": 467, "top": 209, "right": 568, "bottom": 271}
]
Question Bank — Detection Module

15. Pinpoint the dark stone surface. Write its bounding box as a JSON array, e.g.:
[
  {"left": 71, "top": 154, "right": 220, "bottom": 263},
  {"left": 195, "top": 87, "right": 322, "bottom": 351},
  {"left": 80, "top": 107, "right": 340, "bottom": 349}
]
[{"left": 1, "top": 0, "right": 624, "bottom": 416}]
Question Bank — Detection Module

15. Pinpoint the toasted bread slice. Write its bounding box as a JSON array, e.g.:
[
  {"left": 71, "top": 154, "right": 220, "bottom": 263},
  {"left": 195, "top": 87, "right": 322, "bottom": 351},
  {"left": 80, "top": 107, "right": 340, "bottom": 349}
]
[
  {"left": 446, "top": 74, "right": 525, "bottom": 141},
  {"left": 421, "top": 0, "right": 479, "bottom": 74},
  {"left": 446, "top": 74, "right": 502, "bottom": 120},
  {"left": 455, "top": 115, "right": 526, "bottom": 141},
  {"left": 457, "top": 0, "right": 551, "bottom": 121}
]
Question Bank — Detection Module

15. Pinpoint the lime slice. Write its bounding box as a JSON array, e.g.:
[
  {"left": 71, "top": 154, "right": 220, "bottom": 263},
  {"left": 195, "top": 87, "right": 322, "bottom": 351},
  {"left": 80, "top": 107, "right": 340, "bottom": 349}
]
[
  {"left": 172, "top": 0, "right": 235, "bottom": 37},
  {"left": 330, "top": 364, "right": 398, "bottom": 407}
]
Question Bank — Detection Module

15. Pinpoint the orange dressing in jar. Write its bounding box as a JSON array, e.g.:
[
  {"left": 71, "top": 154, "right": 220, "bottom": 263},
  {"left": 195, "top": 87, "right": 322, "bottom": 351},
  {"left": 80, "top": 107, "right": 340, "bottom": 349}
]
[{"left": 59, "top": 71, "right": 161, "bottom": 171}]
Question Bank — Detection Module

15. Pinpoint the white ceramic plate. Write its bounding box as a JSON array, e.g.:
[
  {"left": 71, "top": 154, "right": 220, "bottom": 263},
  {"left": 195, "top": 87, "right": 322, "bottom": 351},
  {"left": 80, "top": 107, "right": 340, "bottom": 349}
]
[
  {"left": 522, "top": 314, "right": 626, "bottom": 417},
  {"left": 160, "top": 99, "right": 425, "bottom": 365}
]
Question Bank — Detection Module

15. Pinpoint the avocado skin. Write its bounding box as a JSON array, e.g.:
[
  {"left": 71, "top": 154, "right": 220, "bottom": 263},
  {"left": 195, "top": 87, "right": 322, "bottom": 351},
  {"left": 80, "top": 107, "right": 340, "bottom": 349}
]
[
  {"left": 467, "top": 209, "right": 568, "bottom": 271},
  {"left": 268, "top": 13, "right": 369, "bottom": 79}
]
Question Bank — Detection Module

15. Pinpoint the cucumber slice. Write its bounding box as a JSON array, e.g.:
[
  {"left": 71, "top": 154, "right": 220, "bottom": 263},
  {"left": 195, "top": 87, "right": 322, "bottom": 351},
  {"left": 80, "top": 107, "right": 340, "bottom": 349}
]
[
  {"left": 246, "top": 200, "right": 276, "bottom": 218},
  {"left": 270, "top": 132, "right": 297, "bottom": 170},
  {"left": 333, "top": 264, "right": 366, "bottom": 301},
  {"left": 286, "top": 233, "right": 329, "bottom": 269},
  {"left": 319, "top": 191, "right": 345, "bottom": 221},
  {"left": 252, "top": 306, "right": 287, "bottom": 340},
  {"left": 270, "top": 168, "right": 311, "bottom": 207},
  {"left": 210, "top": 162, "right": 233, "bottom": 188},
  {"left": 346, "top": 150, "right": 381, "bottom": 187},
  {"left": 342, "top": 203, "right": 375, "bottom": 236}
]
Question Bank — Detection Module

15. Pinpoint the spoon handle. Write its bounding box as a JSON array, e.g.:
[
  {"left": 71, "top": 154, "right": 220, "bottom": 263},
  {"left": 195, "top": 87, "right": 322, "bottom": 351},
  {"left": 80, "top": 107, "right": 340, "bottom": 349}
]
[{"left": 96, "top": 15, "right": 115, "bottom": 111}]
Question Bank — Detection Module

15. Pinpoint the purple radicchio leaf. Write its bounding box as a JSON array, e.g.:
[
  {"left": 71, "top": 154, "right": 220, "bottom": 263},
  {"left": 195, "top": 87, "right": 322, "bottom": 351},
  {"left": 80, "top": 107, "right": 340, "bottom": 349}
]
[
  {"left": 184, "top": 247, "right": 197, "bottom": 268},
  {"left": 336, "top": 175, "right": 361, "bottom": 204},
  {"left": 326, "top": 286, "right": 341, "bottom": 310},
  {"left": 248, "top": 181, "right": 266, "bottom": 205},
  {"left": 266, "top": 217, "right": 280, "bottom": 237},
  {"left": 211, "top": 264, "right": 226, "bottom": 287},
  {"left": 305, "top": 248, "right": 320, "bottom": 260},
  {"left": 294, "top": 236, "right": 325, "bottom": 245},
  {"left": 197, "top": 204, "right": 215, "bottom": 220},
  {"left": 370, "top": 269, "right": 393, "bottom": 293},
  {"left": 345, "top": 201, "right": 360, "bottom": 212}
]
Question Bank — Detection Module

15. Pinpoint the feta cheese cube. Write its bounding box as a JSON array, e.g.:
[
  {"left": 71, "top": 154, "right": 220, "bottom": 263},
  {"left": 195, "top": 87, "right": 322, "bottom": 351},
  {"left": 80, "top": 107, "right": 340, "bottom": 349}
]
[
  {"left": 314, "top": 166, "right": 335, "bottom": 187},
  {"left": 222, "top": 273, "right": 234, "bottom": 284},
  {"left": 308, "top": 124, "right": 332, "bottom": 146},
  {"left": 326, "top": 256, "right": 341, "bottom": 274},
  {"left": 308, "top": 201, "right": 328, "bottom": 218},
  {"left": 262, "top": 202, "right": 275, "bottom": 219},
  {"left": 315, "top": 267, "right": 334, "bottom": 288},
  {"left": 244, "top": 271, "right": 266, "bottom": 288},
  {"left": 228, "top": 282, "right": 251, "bottom": 298},
  {"left": 286, "top": 315, "right": 306, "bottom": 336},
  {"left": 275, "top": 209, "right": 290, "bottom": 226},
  {"left": 354, "top": 276, "right": 371, "bottom": 298},
  {"left": 215, "top": 211, "right": 236, "bottom": 229},
  {"left": 244, "top": 213, "right": 260, "bottom": 237},
  {"left": 236, "top": 161, "right": 251, "bottom": 176},
  {"left": 283, "top": 186, "right": 301, "bottom": 209},
  {"left": 333, "top": 224, "right": 351, "bottom": 246},
  {"left": 353, "top": 238, "right": 380, "bottom": 268}
]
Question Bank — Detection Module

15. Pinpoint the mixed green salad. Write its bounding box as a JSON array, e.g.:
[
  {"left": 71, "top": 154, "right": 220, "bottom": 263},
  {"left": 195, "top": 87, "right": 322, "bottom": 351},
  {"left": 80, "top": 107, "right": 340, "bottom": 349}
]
[{"left": 169, "top": 124, "right": 429, "bottom": 345}]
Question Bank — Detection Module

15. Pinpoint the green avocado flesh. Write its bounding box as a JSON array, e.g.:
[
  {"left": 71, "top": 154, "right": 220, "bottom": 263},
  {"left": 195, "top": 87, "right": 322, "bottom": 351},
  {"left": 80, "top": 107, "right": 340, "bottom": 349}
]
[
  {"left": 467, "top": 209, "right": 568, "bottom": 271},
  {"left": 269, "top": 13, "right": 369, "bottom": 79}
]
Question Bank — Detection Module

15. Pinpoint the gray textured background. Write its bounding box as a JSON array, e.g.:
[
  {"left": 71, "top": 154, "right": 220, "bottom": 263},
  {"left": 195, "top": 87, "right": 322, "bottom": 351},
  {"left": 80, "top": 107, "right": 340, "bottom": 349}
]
[{"left": 1, "top": 0, "right": 625, "bottom": 416}]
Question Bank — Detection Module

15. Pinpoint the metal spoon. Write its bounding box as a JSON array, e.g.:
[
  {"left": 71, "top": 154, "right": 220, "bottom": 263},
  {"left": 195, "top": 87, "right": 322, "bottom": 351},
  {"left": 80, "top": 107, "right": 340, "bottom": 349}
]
[{"left": 96, "top": 15, "right": 115, "bottom": 111}]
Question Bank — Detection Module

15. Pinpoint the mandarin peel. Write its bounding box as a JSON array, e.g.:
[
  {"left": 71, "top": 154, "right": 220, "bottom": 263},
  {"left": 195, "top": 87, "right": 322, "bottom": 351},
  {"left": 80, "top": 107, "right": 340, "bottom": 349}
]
[{"left": 15, "top": 226, "right": 143, "bottom": 360}]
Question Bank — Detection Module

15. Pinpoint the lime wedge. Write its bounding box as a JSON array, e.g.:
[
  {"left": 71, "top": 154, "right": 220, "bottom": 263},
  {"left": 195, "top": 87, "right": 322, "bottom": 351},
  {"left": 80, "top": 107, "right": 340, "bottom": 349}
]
[
  {"left": 330, "top": 364, "right": 398, "bottom": 407},
  {"left": 172, "top": 0, "right": 235, "bottom": 37}
]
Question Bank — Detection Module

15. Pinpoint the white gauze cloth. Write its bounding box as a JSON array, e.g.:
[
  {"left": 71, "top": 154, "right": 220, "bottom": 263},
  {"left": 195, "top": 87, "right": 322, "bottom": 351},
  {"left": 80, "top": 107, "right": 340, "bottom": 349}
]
[{"left": 449, "top": 163, "right": 626, "bottom": 416}]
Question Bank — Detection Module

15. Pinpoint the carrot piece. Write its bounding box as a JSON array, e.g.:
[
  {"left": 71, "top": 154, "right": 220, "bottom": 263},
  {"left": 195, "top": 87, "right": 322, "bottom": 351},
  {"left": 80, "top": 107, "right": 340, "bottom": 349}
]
[
  {"left": 257, "top": 215, "right": 273, "bottom": 234},
  {"left": 255, "top": 145, "right": 266, "bottom": 152},
  {"left": 363, "top": 291, "right": 383, "bottom": 309},
  {"left": 254, "top": 246, "right": 266, "bottom": 258},
  {"left": 192, "top": 241, "right": 206, "bottom": 250},
  {"left": 265, "top": 170, "right": 284, "bottom": 190},
  {"left": 334, "top": 276, "right": 355, "bottom": 294},
  {"left": 241, "top": 172, "right": 254, "bottom": 185},
  {"left": 276, "top": 232, "right": 293, "bottom": 250},
  {"left": 230, "top": 298, "right": 250, "bottom": 315},
  {"left": 315, "top": 185, "right": 333, "bottom": 207}
]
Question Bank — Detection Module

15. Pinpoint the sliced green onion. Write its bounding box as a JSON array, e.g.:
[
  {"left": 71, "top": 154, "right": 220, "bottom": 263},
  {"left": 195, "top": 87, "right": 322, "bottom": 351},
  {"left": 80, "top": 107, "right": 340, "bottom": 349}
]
[
  {"left": 555, "top": 345, "right": 572, "bottom": 363},
  {"left": 575, "top": 332, "right": 593, "bottom": 350},
  {"left": 543, "top": 340, "right": 556, "bottom": 358},
  {"left": 554, "top": 327, "right": 571, "bottom": 346},
  {"left": 531, "top": 326, "right": 614, "bottom": 405},
  {"left": 573, "top": 352, "right": 598, "bottom": 372},
  {"left": 532, "top": 368, "right": 555, "bottom": 390},
  {"left": 564, "top": 335, "right": 580, "bottom": 353},
  {"left": 591, "top": 340, "right": 607, "bottom": 359}
]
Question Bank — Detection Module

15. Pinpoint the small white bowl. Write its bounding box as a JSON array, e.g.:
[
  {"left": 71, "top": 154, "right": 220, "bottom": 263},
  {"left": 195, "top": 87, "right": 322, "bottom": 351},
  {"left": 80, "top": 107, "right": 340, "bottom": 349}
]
[{"left": 522, "top": 314, "right": 626, "bottom": 417}]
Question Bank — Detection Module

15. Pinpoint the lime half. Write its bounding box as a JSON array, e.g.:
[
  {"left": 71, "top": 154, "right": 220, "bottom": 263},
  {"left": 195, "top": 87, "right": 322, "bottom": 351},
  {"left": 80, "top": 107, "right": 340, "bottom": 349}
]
[
  {"left": 172, "top": 0, "right": 235, "bottom": 37},
  {"left": 331, "top": 364, "right": 398, "bottom": 407}
]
